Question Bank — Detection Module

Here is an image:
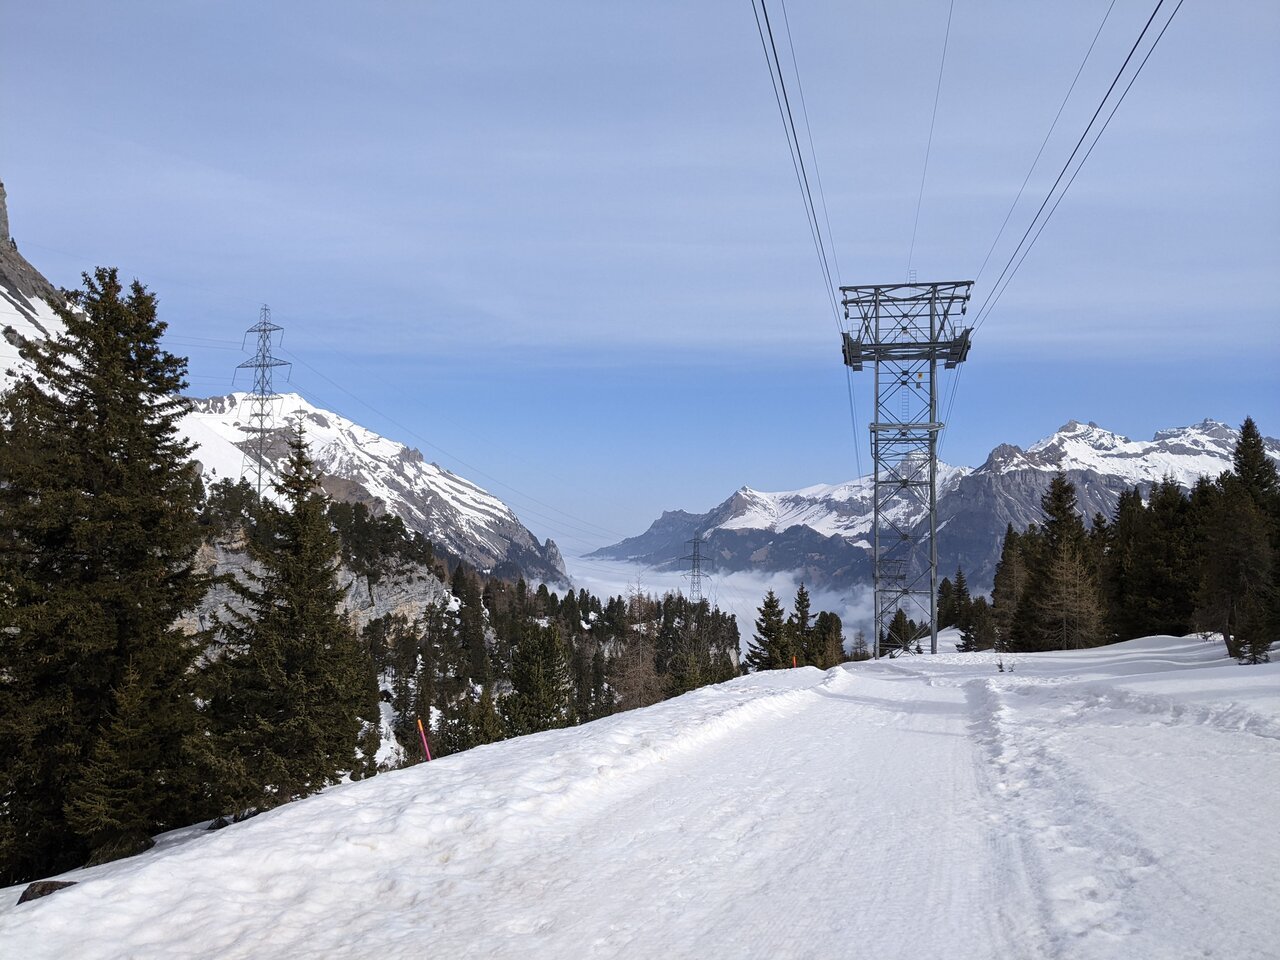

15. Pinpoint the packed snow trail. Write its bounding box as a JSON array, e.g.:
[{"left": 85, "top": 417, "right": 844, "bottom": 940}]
[{"left": 3, "top": 637, "right": 1277, "bottom": 959}]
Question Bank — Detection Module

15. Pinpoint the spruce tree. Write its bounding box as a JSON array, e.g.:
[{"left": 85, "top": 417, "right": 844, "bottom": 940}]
[
  {"left": 990, "top": 524, "right": 1025, "bottom": 651},
  {"left": 957, "top": 597, "right": 996, "bottom": 651},
  {"left": 884, "top": 608, "right": 915, "bottom": 655},
  {"left": 1233, "top": 417, "right": 1279, "bottom": 509},
  {"left": 1129, "top": 479, "right": 1197, "bottom": 637},
  {"left": 1195, "top": 475, "right": 1274, "bottom": 662},
  {"left": 937, "top": 577, "right": 955, "bottom": 629},
  {"left": 951, "top": 568, "right": 973, "bottom": 634},
  {"left": 503, "top": 620, "right": 571, "bottom": 736},
  {"left": 453, "top": 565, "right": 492, "bottom": 686},
  {"left": 205, "top": 422, "right": 375, "bottom": 813},
  {"left": 788, "top": 583, "right": 814, "bottom": 665},
  {"left": 745, "top": 590, "right": 790, "bottom": 670},
  {"left": 1105, "top": 487, "right": 1147, "bottom": 642},
  {"left": 0, "top": 269, "right": 209, "bottom": 882}
]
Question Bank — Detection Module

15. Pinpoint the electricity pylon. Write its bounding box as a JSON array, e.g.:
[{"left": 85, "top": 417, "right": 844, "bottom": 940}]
[
  {"left": 840, "top": 281, "right": 972, "bottom": 657},
  {"left": 235, "top": 305, "right": 290, "bottom": 497},
  {"left": 682, "top": 535, "right": 707, "bottom": 604}
]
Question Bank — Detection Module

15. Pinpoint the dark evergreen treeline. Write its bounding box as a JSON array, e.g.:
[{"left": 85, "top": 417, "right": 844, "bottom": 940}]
[
  {"left": 982, "top": 419, "right": 1278, "bottom": 661},
  {"left": 371, "top": 576, "right": 741, "bottom": 762},
  {"left": 0, "top": 270, "right": 742, "bottom": 887}
]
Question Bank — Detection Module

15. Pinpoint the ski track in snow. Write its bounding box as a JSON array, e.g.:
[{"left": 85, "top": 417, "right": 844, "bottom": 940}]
[{"left": 2, "top": 636, "right": 1277, "bottom": 959}]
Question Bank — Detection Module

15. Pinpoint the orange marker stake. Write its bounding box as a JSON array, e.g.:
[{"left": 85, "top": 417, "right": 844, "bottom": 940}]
[{"left": 416, "top": 716, "right": 433, "bottom": 762}]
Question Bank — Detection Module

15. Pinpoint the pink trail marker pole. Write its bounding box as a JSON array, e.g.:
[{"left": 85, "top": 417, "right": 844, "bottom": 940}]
[{"left": 416, "top": 716, "right": 433, "bottom": 762}]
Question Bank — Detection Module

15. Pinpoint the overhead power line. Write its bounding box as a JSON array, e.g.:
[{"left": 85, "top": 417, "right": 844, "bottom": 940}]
[
  {"left": 970, "top": 0, "right": 1184, "bottom": 332},
  {"left": 973, "top": 0, "right": 1187, "bottom": 333},
  {"left": 906, "top": 0, "right": 958, "bottom": 278},
  {"left": 750, "top": 0, "right": 863, "bottom": 476},
  {"left": 941, "top": 0, "right": 1186, "bottom": 458},
  {"left": 973, "top": 0, "right": 1119, "bottom": 287},
  {"left": 750, "top": 0, "right": 841, "bottom": 321}
]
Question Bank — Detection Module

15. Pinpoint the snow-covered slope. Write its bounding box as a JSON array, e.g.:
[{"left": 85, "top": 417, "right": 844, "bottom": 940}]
[
  {"left": 183, "top": 393, "right": 564, "bottom": 580},
  {"left": 4, "top": 636, "right": 1276, "bottom": 959}
]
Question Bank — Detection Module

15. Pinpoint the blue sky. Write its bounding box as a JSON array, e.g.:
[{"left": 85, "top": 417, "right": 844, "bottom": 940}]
[{"left": 3, "top": 1, "right": 1276, "bottom": 555}]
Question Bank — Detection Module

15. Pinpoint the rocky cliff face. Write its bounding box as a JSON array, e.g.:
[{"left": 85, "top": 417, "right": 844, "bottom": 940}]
[
  {"left": 178, "top": 531, "right": 455, "bottom": 637},
  {"left": 0, "top": 184, "right": 64, "bottom": 348}
]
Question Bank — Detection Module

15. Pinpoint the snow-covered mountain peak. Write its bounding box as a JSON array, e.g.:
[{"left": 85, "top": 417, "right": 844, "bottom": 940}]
[
  {"left": 183, "top": 392, "right": 565, "bottom": 580},
  {"left": 1030, "top": 420, "right": 1130, "bottom": 456},
  {"left": 992, "top": 418, "right": 1273, "bottom": 489}
]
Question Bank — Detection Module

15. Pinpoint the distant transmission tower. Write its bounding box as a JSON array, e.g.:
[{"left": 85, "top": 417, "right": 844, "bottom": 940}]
[
  {"left": 682, "top": 535, "right": 707, "bottom": 604},
  {"left": 841, "top": 281, "right": 973, "bottom": 657},
  {"left": 235, "top": 305, "right": 290, "bottom": 497}
]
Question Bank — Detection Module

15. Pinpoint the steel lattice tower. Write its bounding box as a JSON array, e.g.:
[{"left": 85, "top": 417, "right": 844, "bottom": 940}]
[
  {"left": 235, "top": 305, "right": 290, "bottom": 497},
  {"left": 682, "top": 535, "right": 706, "bottom": 604},
  {"left": 840, "top": 281, "right": 973, "bottom": 657}
]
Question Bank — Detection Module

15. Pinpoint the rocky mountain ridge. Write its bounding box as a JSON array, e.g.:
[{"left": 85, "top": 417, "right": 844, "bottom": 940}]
[{"left": 592, "top": 418, "right": 1280, "bottom": 592}]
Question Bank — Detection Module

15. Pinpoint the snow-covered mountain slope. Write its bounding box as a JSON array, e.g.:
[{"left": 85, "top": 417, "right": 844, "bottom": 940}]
[
  {"left": 183, "top": 393, "right": 564, "bottom": 581},
  {"left": 0, "top": 199, "right": 564, "bottom": 583},
  {"left": 596, "top": 419, "right": 1279, "bottom": 590},
  {"left": 4, "top": 635, "right": 1276, "bottom": 959},
  {"left": 590, "top": 464, "right": 966, "bottom": 586},
  {"left": 937, "top": 418, "right": 1280, "bottom": 588},
  {"left": 0, "top": 193, "right": 65, "bottom": 378},
  {"left": 715, "top": 460, "right": 970, "bottom": 545}
]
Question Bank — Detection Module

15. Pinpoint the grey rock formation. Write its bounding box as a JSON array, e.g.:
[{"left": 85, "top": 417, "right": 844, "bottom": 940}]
[
  {"left": 179, "top": 532, "right": 455, "bottom": 637},
  {"left": 0, "top": 183, "right": 63, "bottom": 336}
]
